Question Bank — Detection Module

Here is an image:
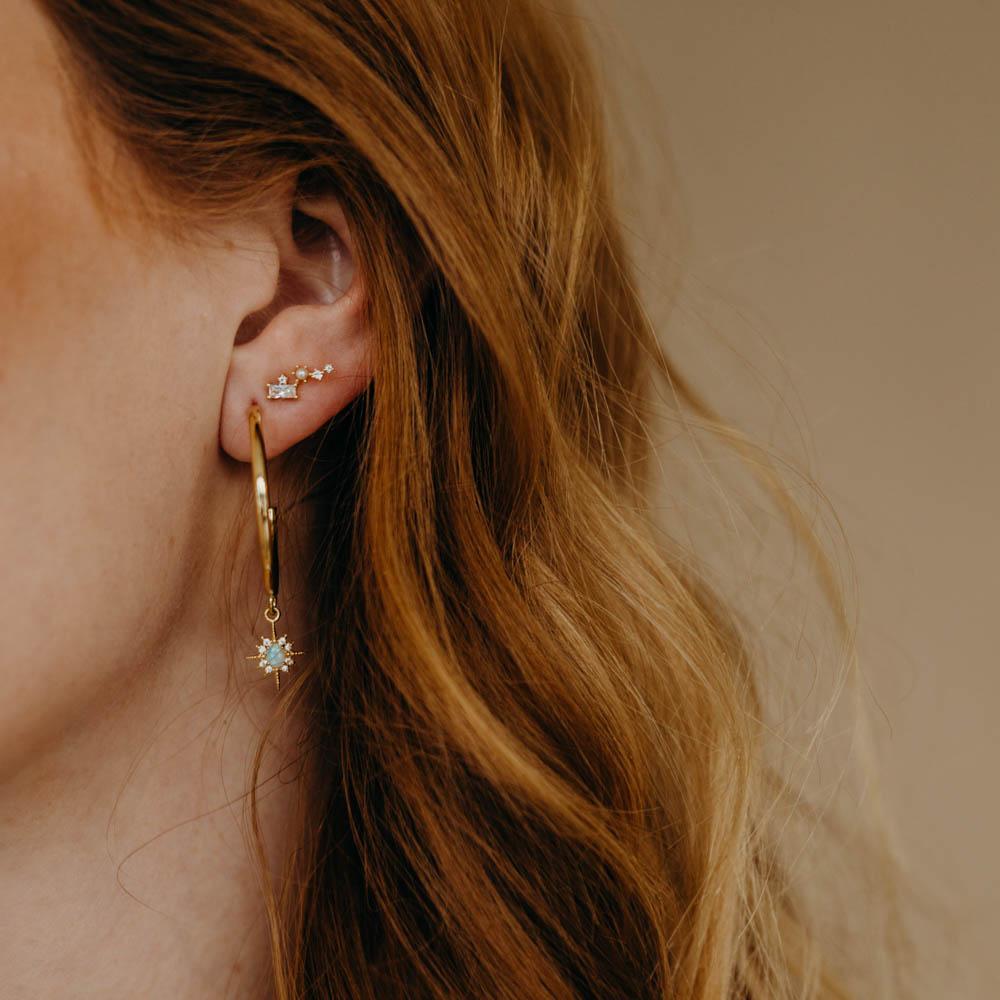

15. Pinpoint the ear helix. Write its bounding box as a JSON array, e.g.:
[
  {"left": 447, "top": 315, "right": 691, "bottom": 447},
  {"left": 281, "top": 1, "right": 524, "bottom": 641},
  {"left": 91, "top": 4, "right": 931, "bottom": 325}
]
[{"left": 266, "top": 361, "right": 335, "bottom": 400}]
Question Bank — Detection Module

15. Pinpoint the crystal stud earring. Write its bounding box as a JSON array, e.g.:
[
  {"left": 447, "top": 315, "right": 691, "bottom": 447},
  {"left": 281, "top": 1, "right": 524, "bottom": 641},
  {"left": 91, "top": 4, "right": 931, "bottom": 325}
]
[{"left": 266, "top": 362, "right": 335, "bottom": 400}]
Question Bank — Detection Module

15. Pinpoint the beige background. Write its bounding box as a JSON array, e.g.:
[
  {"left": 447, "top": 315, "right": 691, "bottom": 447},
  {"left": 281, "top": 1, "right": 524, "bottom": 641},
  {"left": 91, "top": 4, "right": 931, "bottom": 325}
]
[{"left": 597, "top": 1, "right": 998, "bottom": 995}]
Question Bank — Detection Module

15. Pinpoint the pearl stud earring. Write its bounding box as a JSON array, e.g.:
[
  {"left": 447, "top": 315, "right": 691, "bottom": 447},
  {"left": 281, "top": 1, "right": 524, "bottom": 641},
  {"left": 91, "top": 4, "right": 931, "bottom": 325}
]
[{"left": 266, "top": 362, "right": 335, "bottom": 400}]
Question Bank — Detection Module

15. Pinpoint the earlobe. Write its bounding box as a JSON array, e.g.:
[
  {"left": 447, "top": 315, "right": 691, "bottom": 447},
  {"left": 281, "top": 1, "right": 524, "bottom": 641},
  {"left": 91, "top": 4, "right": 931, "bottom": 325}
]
[{"left": 218, "top": 193, "right": 371, "bottom": 463}]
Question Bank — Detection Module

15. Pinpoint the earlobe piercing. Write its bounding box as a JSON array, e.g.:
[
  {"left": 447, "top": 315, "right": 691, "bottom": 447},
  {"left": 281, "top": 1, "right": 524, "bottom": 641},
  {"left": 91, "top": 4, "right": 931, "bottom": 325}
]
[
  {"left": 266, "top": 362, "right": 335, "bottom": 400},
  {"left": 245, "top": 404, "right": 301, "bottom": 690}
]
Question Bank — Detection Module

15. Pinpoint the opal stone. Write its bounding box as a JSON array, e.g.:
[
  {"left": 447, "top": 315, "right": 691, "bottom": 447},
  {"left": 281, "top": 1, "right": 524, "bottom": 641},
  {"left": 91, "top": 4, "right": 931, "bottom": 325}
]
[{"left": 266, "top": 643, "right": 286, "bottom": 667}]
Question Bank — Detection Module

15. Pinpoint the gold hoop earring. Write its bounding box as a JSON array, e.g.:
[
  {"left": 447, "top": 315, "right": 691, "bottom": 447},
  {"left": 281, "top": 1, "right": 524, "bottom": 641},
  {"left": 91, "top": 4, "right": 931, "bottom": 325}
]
[{"left": 245, "top": 404, "right": 301, "bottom": 689}]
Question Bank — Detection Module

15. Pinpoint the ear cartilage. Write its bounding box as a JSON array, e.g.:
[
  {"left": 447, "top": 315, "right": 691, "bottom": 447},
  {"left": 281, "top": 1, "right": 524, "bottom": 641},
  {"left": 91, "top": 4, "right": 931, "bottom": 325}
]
[{"left": 266, "top": 362, "right": 335, "bottom": 400}]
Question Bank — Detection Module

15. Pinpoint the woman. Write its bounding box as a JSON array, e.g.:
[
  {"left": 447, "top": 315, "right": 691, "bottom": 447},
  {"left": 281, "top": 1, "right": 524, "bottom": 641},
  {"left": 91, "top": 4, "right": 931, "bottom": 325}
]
[{"left": 2, "top": 0, "right": 888, "bottom": 996}]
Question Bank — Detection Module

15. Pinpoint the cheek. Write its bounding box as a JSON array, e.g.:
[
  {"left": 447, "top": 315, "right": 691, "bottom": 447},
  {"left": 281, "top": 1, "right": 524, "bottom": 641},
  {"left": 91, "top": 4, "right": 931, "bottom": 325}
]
[{"left": 0, "top": 140, "right": 229, "bottom": 771}]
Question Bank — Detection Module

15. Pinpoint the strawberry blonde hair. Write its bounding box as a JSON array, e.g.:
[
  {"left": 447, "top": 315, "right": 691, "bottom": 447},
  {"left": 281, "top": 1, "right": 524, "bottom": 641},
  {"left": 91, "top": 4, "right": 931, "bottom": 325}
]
[{"left": 39, "top": 1, "right": 896, "bottom": 996}]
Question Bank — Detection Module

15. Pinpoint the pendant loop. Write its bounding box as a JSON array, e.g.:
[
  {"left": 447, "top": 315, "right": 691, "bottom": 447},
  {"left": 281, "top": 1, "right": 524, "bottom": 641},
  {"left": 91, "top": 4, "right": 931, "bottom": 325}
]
[{"left": 248, "top": 404, "right": 279, "bottom": 602}]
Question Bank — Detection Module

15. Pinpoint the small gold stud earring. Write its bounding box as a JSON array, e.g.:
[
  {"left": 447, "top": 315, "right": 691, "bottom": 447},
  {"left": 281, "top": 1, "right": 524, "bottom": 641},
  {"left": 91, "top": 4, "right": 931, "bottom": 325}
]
[{"left": 266, "top": 362, "right": 335, "bottom": 400}]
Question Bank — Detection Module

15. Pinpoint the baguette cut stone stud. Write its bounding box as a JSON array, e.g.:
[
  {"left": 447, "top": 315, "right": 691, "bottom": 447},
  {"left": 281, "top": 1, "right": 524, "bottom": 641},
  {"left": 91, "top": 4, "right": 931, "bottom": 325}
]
[{"left": 267, "top": 382, "right": 298, "bottom": 399}]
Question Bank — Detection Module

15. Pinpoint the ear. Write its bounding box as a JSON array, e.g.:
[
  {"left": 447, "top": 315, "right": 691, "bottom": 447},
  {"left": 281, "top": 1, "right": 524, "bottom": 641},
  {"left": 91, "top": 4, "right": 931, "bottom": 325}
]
[{"left": 219, "top": 190, "right": 370, "bottom": 462}]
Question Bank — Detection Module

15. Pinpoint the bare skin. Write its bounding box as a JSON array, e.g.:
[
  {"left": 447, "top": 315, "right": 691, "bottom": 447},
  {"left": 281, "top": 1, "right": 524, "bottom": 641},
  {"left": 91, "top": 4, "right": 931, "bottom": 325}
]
[{"left": 0, "top": 2, "right": 370, "bottom": 996}]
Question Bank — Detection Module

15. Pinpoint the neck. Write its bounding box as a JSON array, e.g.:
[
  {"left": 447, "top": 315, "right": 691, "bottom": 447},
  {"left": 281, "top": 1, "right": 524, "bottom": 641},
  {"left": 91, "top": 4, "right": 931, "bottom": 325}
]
[{"left": 0, "top": 605, "right": 300, "bottom": 998}]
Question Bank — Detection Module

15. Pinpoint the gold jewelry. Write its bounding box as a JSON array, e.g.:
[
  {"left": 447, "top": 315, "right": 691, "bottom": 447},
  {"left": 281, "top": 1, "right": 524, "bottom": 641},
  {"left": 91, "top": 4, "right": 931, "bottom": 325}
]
[
  {"left": 266, "top": 361, "right": 335, "bottom": 400},
  {"left": 245, "top": 404, "right": 301, "bottom": 689}
]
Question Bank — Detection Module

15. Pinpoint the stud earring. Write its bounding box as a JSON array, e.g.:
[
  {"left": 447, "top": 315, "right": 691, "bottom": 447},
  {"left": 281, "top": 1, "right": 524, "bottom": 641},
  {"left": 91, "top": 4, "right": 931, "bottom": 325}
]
[
  {"left": 266, "top": 362, "right": 335, "bottom": 400},
  {"left": 245, "top": 404, "right": 301, "bottom": 690}
]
